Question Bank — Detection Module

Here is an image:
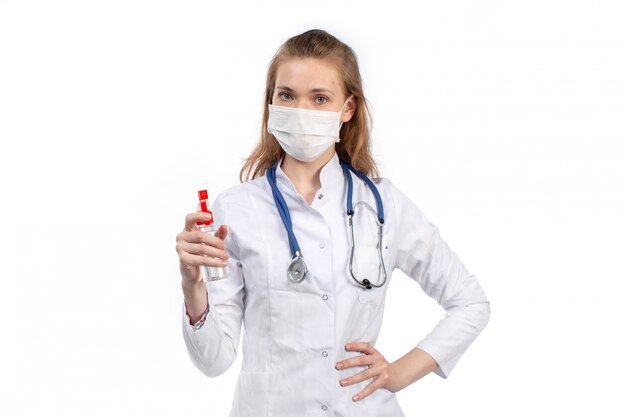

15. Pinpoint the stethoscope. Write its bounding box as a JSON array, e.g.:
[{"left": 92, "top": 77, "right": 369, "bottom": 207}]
[{"left": 266, "top": 157, "right": 387, "bottom": 290}]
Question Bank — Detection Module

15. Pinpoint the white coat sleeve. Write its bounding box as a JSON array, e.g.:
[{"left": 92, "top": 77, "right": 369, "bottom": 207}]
[
  {"left": 387, "top": 179, "right": 491, "bottom": 379},
  {"left": 181, "top": 191, "right": 245, "bottom": 378}
]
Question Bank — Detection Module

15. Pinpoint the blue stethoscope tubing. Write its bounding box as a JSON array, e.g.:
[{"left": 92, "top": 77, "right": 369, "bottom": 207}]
[{"left": 266, "top": 157, "right": 387, "bottom": 289}]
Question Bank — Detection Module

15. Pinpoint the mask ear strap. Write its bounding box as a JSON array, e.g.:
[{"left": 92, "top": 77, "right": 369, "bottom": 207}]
[
  {"left": 342, "top": 95, "right": 353, "bottom": 112},
  {"left": 338, "top": 95, "right": 353, "bottom": 133}
]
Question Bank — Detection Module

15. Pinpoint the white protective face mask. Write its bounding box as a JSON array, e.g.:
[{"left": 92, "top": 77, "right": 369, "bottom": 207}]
[{"left": 267, "top": 96, "right": 352, "bottom": 162}]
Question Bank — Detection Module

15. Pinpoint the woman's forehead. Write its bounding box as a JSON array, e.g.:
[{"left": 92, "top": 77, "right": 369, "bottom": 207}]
[{"left": 275, "top": 58, "right": 342, "bottom": 93}]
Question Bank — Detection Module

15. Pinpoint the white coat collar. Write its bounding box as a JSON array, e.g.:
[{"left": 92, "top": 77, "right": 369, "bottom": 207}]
[{"left": 273, "top": 150, "right": 345, "bottom": 198}]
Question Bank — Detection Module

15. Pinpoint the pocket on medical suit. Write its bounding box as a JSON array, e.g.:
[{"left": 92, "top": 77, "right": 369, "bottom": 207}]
[
  {"left": 351, "top": 247, "right": 388, "bottom": 304},
  {"left": 230, "top": 370, "right": 269, "bottom": 415},
  {"left": 266, "top": 255, "right": 309, "bottom": 351}
]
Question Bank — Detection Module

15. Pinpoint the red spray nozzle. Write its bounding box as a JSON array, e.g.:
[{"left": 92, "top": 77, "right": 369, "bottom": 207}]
[{"left": 196, "top": 189, "right": 214, "bottom": 226}]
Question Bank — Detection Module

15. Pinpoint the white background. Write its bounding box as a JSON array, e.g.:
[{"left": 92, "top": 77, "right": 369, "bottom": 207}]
[{"left": 1, "top": 1, "right": 624, "bottom": 416}]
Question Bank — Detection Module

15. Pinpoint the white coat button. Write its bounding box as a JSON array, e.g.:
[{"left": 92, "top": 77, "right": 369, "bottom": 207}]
[
  {"left": 321, "top": 404, "right": 328, "bottom": 411},
  {"left": 322, "top": 294, "right": 328, "bottom": 301},
  {"left": 317, "top": 193, "right": 323, "bottom": 199},
  {"left": 319, "top": 242, "right": 326, "bottom": 249},
  {"left": 322, "top": 351, "right": 328, "bottom": 357}
]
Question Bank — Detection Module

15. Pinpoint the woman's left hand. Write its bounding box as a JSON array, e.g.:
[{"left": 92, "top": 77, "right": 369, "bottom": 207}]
[{"left": 335, "top": 342, "right": 402, "bottom": 401}]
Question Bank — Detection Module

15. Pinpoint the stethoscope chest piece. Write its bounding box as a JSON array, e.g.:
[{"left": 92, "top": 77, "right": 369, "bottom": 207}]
[{"left": 287, "top": 254, "right": 308, "bottom": 283}]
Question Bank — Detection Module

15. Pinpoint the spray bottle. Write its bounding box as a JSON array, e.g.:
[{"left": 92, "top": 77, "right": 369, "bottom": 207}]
[{"left": 196, "top": 189, "right": 229, "bottom": 281}]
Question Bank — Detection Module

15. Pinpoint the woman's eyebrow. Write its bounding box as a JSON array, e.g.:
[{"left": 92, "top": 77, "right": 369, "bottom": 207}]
[{"left": 276, "top": 85, "right": 335, "bottom": 96}]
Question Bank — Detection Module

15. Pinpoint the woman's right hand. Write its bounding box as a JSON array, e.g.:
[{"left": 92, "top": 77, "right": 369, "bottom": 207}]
[{"left": 175, "top": 212, "right": 230, "bottom": 284}]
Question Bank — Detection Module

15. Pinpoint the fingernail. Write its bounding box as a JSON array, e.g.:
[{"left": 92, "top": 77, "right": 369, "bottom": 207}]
[
  {"left": 336, "top": 363, "right": 343, "bottom": 369},
  {"left": 204, "top": 213, "right": 211, "bottom": 219},
  {"left": 340, "top": 379, "right": 347, "bottom": 385},
  {"left": 352, "top": 395, "right": 359, "bottom": 401}
]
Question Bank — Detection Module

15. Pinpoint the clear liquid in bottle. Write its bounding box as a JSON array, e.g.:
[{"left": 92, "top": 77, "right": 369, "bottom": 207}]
[{"left": 196, "top": 189, "right": 229, "bottom": 282}]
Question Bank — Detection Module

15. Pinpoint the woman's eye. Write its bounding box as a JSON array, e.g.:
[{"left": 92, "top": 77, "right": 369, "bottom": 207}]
[
  {"left": 315, "top": 96, "right": 328, "bottom": 104},
  {"left": 278, "top": 92, "right": 291, "bottom": 101}
]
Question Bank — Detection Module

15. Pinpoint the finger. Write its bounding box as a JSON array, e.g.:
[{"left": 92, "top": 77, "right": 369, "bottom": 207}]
[
  {"left": 339, "top": 362, "right": 378, "bottom": 387},
  {"left": 352, "top": 377, "right": 385, "bottom": 402},
  {"left": 184, "top": 212, "right": 213, "bottom": 232},
  {"left": 336, "top": 352, "right": 375, "bottom": 370},
  {"left": 181, "top": 229, "right": 227, "bottom": 250},
  {"left": 179, "top": 249, "right": 229, "bottom": 269},
  {"left": 178, "top": 239, "right": 230, "bottom": 260},
  {"left": 214, "top": 224, "right": 229, "bottom": 240},
  {"left": 345, "top": 342, "right": 375, "bottom": 354}
]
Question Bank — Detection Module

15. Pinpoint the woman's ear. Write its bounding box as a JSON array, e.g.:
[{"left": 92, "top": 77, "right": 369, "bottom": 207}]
[{"left": 342, "top": 94, "right": 356, "bottom": 122}]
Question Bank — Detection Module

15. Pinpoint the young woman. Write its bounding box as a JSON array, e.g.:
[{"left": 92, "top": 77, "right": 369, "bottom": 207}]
[{"left": 176, "top": 29, "right": 490, "bottom": 417}]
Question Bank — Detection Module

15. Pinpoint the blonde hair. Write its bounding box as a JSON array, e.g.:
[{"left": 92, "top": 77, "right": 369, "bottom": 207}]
[{"left": 239, "top": 29, "right": 379, "bottom": 183}]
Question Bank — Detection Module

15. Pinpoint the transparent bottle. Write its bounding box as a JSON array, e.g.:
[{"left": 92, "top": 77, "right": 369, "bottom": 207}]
[{"left": 196, "top": 189, "right": 229, "bottom": 282}]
